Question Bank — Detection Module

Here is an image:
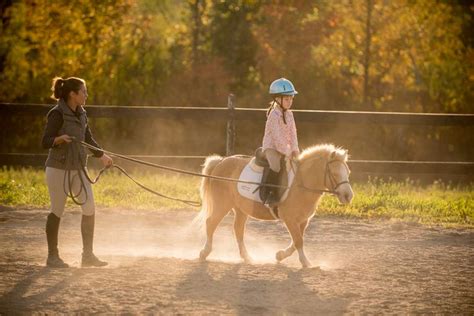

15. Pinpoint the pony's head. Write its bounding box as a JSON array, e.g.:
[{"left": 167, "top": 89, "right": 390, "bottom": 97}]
[{"left": 298, "top": 144, "right": 354, "bottom": 204}]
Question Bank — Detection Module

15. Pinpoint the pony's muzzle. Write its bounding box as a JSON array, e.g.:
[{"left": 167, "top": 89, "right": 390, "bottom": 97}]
[{"left": 336, "top": 184, "right": 354, "bottom": 204}]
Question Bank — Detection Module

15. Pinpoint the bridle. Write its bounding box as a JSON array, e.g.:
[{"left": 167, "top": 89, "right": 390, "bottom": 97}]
[
  {"left": 324, "top": 158, "right": 351, "bottom": 192},
  {"left": 296, "top": 153, "right": 351, "bottom": 195}
]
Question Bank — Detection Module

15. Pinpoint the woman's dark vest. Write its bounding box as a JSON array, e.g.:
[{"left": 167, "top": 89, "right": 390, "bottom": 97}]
[{"left": 45, "top": 100, "right": 88, "bottom": 170}]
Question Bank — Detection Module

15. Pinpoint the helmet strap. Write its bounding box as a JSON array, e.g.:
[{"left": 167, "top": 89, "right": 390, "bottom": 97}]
[
  {"left": 272, "top": 96, "right": 287, "bottom": 125},
  {"left": 272, "top": 96, "right": 286, "bottom": 109}
]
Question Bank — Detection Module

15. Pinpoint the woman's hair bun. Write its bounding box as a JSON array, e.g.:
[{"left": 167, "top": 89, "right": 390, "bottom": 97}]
[{"left": 51, "top": 77, "right": 65, "bottom": 100}]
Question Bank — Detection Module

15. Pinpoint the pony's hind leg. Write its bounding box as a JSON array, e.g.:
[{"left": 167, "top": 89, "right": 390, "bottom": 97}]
[
  {"left": 233, "top": 209, "right": 253, "bottom": 263},
  {"left": 199, "top": 208, "right": 229, "bottom": 261}
]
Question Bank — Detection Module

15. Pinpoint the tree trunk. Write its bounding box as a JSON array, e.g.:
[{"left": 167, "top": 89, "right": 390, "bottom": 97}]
[
  {"left": 191, "top": 0, "right": 205, "bottom": 68},
  {"left": 363, "top": 0, "right": 373, "bottom": 108}
]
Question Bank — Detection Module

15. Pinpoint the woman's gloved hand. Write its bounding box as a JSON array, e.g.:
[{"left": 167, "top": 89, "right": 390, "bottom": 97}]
[
  {"left": 53, "top": 134, "right": 73, "bottom": 145},
  {"left": 100, "top": 153, "right": 113, "bottom": 168}
]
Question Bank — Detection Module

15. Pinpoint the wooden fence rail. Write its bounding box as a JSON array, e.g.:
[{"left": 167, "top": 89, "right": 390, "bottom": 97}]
[
  {"left": 1, "top": 103, "right": 473, "bottom": 125},
  {"left": 1, "top": 102, "right": 473, "bottom": 182},
  {"left": 0, "top": 153, "right": 472, "bottom": 183}
]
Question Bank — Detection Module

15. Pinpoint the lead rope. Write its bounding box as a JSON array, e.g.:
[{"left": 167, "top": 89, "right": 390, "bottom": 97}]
[
  {"left": 90, "top": 164, "right": 201, "bottom": 207},
  {"left": 74, "top": 140, "right": 304, "bottom": 190},
  {"left": 71, "top": 139, "right": 335, "bottom": 207},
  {"left": 69, "top": 141, "right": 202, "bottom": 207},
  {"left": 63, "top": 142, "right": 89, "bottom": 205},
  {"left": 76, "top": 139, "right": 336, "bottom": 194}
]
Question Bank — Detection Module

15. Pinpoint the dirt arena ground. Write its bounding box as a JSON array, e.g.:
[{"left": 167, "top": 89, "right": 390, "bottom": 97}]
[{"left": 0, "top": 206, "right": 473, "bottom": 314}]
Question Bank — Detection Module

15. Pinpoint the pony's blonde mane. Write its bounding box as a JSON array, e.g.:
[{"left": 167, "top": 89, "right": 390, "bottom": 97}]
[{"left": 298, "top": 143, "right": 348, "bottom": 162}]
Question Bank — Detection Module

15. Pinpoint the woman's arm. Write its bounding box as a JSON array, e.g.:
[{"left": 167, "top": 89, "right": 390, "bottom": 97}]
[
  {"left": 84, "top": 125, "right": 104, "bottom": 158},
  {"left": 42, "top": 111, "right": 72, "bottom": 148},
  {"left": 85, "top": 121, "right": 113, "bottom": 167}
]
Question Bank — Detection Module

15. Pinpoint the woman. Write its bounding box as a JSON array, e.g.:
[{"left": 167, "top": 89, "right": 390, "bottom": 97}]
[
  {"left": 42, "top": 76, "right": 113, "bottom": 268},
  {"left": 261, "top": 78, "right": 300, "bottom": 213}
]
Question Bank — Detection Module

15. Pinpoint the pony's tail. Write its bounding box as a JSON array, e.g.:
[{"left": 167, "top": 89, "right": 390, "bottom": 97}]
[{"left": 192, "top": 155, "right": 224, "bottom": 229}]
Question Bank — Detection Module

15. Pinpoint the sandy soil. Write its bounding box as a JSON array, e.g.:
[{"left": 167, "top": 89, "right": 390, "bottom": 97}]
[{"left": 0, "top": 206, "right": 473, "bottom": 314}]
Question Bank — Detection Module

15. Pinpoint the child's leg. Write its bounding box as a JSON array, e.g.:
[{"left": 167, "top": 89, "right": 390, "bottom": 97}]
[
  {"left": 263, "top": 149, "right": 282, "bottom": 208},
  {"left": 264, "top": 148, "right": 282, "bottom": 173}
]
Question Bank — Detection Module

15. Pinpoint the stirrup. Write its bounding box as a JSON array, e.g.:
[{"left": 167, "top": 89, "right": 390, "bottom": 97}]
[{"left": 264, "top": 191, "right": 279, "bottom": 207}]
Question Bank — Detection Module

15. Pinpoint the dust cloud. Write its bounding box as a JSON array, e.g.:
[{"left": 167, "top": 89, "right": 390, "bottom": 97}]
[{"left": 1, "top": 207, "right": 473, "bottom": 314}]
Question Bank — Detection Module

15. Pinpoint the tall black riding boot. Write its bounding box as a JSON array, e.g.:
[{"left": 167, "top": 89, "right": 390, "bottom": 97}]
[
  {"left": 45, "top": 213, "right": 69, "bottom": 268},
  {"left": 81, "top": 214, "right": 108, "bottom": 267},
  {"left": 264, "top": 169, "right": 280, "bottom": 208}
]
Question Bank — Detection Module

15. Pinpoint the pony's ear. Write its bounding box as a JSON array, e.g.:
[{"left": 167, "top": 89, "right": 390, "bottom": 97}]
[{"left": 343, "top": 149, "right": 350, "bottom": 161}]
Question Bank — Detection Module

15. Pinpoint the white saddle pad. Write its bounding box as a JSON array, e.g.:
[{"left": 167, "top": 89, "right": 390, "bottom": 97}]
[{"left": 237, "top": 157, "right": 295, "bottom": 203}]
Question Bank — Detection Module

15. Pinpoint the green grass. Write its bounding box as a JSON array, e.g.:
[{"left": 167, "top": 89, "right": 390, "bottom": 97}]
[
  {"left": 1, "top": 167, "right": 473, "bottom": 228},
  {"left": 0, "top": 167, "right": 201, "bottom": 210},
  {"left": 318, "top": 178, "right": 474, "bottom": 227}
]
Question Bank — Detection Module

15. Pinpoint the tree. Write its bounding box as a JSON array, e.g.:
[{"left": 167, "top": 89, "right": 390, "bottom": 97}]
[
  {"left": 311, "top": 0, "right": 473, "bottom": 113},
  {"left": 0, "top": 0, "right": 175, "bottom": 105},
  {"left": 208, "top": 0, "right": 262, "bottom": 97}
]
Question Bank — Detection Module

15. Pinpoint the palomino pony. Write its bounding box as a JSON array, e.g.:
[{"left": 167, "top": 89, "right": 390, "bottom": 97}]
[{"left": 197, "top": 144, "right": 354, "bottom": 268}]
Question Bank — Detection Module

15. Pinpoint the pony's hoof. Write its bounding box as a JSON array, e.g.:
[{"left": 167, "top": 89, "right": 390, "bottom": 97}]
[
  {"left": 276, "top": 250, "right": 286, "bottom": 262},
  {"left": 243, "top": 256, "right": 254, "bottom": 264},
  {"left": 301, "top": 261, "right": 312, "bottom": 268},
  {"left": 199, "top": 250, "right": 209, "bottom": 261}
]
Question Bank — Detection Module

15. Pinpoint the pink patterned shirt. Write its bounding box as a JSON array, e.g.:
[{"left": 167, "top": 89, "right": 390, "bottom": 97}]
[{"left": 262, "top": 106, "right": 299, "bottom": 157}]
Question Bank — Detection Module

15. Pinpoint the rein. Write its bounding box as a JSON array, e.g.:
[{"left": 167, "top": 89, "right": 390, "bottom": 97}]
[{"left": 72, "top": 140, "right": 345, "bottom": 206}]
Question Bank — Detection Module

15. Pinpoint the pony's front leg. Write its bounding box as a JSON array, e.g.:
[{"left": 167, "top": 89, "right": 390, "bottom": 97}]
[
  {"left": 276, "top": 242, "right": 295, "bottom": 262},
  {"left": 284, "top": 220, "right": 312, "bottom": 268},
  {"left": 276, "top": 219, "right": 309, "bottom": 263}
]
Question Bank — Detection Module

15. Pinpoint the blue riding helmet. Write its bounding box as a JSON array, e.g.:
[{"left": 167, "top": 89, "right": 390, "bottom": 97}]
[{"left": 269, "top": 78, "right": 298, "bottom": 96}]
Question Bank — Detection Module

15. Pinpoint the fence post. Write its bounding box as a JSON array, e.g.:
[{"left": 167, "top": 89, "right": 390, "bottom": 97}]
[{"left": 226, "top": 94, "right": 235, "bottom": 156}]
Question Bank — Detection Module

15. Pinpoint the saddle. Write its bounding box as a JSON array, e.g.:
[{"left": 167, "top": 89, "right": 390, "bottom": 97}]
[
  {"left": 237, "top": 148, "right": 295, "bottom": 205},
  {"left": 254, "top": 148, "right": 288, "bottom": 203},
  {"left": 254, "top": 147, "right": 269, "bottom": 168}
]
